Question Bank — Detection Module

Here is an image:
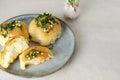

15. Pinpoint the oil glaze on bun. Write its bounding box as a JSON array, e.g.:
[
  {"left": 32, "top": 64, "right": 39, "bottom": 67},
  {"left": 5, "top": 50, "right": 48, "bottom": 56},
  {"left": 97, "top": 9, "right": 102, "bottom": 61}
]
[
  {"left": 19, "top": 46, "right": 53, "bottom": 70},
  {"left": 0, "top": 21, "right": 29, "bottom": 46},
  {"left": 29, "top": 13, "right": 62, "bottom": 46}
]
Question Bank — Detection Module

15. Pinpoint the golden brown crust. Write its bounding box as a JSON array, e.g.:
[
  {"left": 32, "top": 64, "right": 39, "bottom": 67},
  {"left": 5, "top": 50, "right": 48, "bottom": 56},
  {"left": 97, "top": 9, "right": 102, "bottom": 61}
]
[
  {"left": 0, "top": 36, "right": 29, "bottom": 68},
  {"left": 20, "top": 46, "right": 53, "bottom": 62},
  {"left": 0, "top": 37, "right": 20, "bottom": 64},
  {"left": 0, "top": 38, "right": 15, "bottom": 60},
  {"left": 19, "top": 46, "right": 53, "bottom": 70},
  {"left": 8, "top": 21, "right": 29, "bottom": 41},
  {"left": 28, "top": 17, "right": 62, "bottom": 46},
  {"left": 0, "top": 21, "right": 29, "bottom": 46}
]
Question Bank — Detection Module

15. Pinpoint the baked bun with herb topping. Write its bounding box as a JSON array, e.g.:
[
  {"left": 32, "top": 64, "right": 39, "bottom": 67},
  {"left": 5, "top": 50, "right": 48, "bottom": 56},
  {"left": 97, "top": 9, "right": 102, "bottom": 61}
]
[
  {"left": 19, "top": 46, "right": 53, "bottom": 70},
  {"left": 0, "top": 20, "right": 29, "bottom": 46},
  {"left": 0, "top": 36, "right": 29, "bottom": 68},
  {"left": 28, "top": 13, "right": 62, "bottom": 46}
]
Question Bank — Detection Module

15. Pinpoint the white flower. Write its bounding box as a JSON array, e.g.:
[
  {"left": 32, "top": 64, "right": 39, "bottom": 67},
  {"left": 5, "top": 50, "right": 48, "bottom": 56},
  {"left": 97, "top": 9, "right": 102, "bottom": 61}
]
[{"left": 64, "top": 2, "right": 80, "bottom": 19}]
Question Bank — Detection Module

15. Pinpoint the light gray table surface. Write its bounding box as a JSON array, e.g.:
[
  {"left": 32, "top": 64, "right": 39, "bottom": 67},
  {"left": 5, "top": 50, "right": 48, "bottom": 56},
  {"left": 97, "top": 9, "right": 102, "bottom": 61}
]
[{"left": 0, "top": 0, "right": 120, "bottom": 80}]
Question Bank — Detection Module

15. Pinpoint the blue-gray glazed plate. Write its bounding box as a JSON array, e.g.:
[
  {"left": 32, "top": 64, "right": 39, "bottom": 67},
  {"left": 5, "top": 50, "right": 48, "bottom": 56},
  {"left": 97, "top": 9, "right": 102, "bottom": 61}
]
[{"left": 0, "top": 14, "right": 75, "bottom": 78}]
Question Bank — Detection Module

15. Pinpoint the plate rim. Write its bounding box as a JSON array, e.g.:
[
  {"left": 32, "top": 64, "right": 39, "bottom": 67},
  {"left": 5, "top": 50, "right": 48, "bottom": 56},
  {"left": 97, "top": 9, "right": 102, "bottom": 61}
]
[{"left": 0, "top": 14, "right": 75, "bottom": 78}]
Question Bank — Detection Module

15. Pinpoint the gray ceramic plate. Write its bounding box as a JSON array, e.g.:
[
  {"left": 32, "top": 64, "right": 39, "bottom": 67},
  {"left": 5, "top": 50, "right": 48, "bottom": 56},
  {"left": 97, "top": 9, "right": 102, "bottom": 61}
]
[{"left": 0, "top": 14, "right": 75, "bottom": 78}]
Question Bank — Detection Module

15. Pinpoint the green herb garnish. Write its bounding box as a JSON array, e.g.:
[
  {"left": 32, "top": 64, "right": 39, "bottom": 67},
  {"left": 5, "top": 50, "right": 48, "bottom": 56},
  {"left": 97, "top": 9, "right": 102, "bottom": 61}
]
[
  {"left": 68, "top": 0, "right": 74, "bottom": 5},
  {"left": 35, "top": 13, "right": 58, "bottom": 33},
  {"left": 0, "top": 20, "right": 22, "bottom": 38},
  {"left": 67, "top": 0, "right": 80, "bottom": 7},
  {"left": 25, "top": 49, "right": 43, "bottom": 60}
]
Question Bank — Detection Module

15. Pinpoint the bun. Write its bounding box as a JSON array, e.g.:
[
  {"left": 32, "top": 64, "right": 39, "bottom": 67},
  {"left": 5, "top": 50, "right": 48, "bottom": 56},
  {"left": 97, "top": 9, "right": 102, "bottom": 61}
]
[
  {"left": 0, "top": 36, "right": 29, "bottom": 68},
  {"left": 19, "top": 46, "right": 53, "bottom": 70},
  {"left": 0, "top": 21, "right": 29, "bottom": 46},
  {"left": 29, "top": 13, "right": 62, "bottom": 46}
]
